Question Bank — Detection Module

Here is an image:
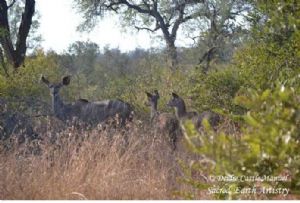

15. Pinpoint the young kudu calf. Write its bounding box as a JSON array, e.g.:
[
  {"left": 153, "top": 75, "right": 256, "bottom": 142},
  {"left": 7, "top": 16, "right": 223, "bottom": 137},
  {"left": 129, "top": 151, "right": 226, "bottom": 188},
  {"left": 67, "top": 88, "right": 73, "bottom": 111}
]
[
  {"left": 167, "top": 93, "right": 220, "bottom": 131},
  {"left": 145, "top": 90, "right": 180, "bottom": 150},
  {"left": 41, "top": 75, "right": 133, "bottom": 126}
]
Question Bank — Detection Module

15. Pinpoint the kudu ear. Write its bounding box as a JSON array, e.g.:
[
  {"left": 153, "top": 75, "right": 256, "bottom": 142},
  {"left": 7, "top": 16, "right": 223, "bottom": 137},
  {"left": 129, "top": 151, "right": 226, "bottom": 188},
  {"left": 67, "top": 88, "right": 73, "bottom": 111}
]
[
  {"left": 62, "top": 76, "right": 71, "bottom": 86},
  {"left": 41, "top": 75, "right": 50, "bottom": 86},
  {"left": 145, "top": 92, "right": 152, "bottom": 98},
  {"left": 153, "top": 90, "right": 160, "bottom": 98},
  {"left": 172, "top": 92, "right": 179, "bottom": 98}
]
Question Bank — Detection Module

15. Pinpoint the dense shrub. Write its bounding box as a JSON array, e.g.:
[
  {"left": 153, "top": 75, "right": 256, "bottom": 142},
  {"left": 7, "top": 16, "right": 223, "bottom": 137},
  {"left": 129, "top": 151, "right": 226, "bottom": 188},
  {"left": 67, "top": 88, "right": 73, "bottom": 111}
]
[
  {"left": 181, "top": 86, "right": 300, "bottom": 199},
  {"left": 233, "top": 0, "right": 300, "bottom": 90},
  {"left": 188, "top": 67, "right": 245, "bottom": 114},
  {"left": 179, "top": 1, "right": 300, "bottom": 198},
  {"left": 0, "top": 50, "right": 63, "bottom": 113}
]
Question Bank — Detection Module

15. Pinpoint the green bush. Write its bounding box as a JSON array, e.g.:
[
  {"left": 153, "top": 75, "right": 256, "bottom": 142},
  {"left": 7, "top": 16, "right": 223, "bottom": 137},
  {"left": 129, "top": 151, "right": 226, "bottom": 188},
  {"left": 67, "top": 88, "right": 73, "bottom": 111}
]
[
  {"left": 188, "top": 67, "right": 245, "bottom": 114},
  {"left": 91, "top": 65, "right": 192, "bottom": 118},
  {"left": 233, "top": 0, "right": 300, "bottom": 91},
  {"left": 181, "top": 86, "right": 300, "bottom": 199},
  {"left": 0, "top": 50, "right": 63, "bottom": 113},
  {"left": 235, "top": 86, "right": 300, "bottom": 183}
]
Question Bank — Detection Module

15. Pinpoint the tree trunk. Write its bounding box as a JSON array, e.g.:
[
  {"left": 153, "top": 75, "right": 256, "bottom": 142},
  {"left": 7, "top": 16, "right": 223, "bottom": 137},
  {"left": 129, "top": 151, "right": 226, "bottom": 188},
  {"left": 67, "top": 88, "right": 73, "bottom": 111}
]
[
  {"left": 0, "top": 0, "right": 35, "bottom": 70},
  {"left": 198, "top": 46, "right": 217, "bottom": 74},
  {"left": 166, "top": 42, "right": 178, "bottom": 71},
  {"left": 0, "top": 47, "right": 9, "bottom": 77}
]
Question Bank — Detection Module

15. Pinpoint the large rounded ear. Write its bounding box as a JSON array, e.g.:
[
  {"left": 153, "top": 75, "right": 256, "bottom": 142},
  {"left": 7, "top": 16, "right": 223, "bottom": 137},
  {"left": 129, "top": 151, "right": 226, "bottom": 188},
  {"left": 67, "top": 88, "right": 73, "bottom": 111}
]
[
  {"left": 172, "top": 92, "right": 179, "bottom": 98},
  {"left": 145, "top": 92, "right": 152, "bottom": 98},
  {"left": 62, "top": 76, "right": 71, "bottom": 86},
  {"left": 41, "top": 75, "right": 50, "bottom": 86}
]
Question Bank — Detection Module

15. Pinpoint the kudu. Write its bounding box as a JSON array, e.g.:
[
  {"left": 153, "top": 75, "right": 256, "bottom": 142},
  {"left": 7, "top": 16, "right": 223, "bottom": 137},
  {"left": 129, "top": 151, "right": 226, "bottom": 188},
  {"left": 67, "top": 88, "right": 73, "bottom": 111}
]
[
  {"left": 145, "top": 90, "right": 180, "bottom": 150},
  {"left": 167, "top": 93, "right": 220, "bottom": 131},
  {"left": 41, "top": 75, "right": 133, "bottom": 126}
]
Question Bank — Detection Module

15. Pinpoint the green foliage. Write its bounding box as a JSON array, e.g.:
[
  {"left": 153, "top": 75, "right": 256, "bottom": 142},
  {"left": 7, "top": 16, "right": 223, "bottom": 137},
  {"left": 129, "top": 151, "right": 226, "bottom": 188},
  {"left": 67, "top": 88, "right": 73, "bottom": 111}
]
[
  {"left": 250, "top": 0, "right": 300, "bottom": 45},
  {"left": 236, "top": 87, "right": 300, "bottom": 178},
  {"left": 234, "top": 0, "right": 300, "bottom": 90},
  {"left": 0, "top": 1, "right": 299, "bottom": 201},
  {"left": 233, "top": 37, "right": 300, "bottom": 90},
  {"left": 189, "top": 67, "right": 245, "bottom": 114},
  {"left": 182, "top": 87, "right": 300, "bottom": 199},
  {"left": 0, "top": 50, "right": 63, "bottom": 112},
  {"left": 180, "top": 1, "right": 300, "bottom": 198},
  {"left": 65, "top": 41, "right": 100, "bottom": 76},
  {"left": 92, "top": 64, "right": 192, "bottom": 117}
]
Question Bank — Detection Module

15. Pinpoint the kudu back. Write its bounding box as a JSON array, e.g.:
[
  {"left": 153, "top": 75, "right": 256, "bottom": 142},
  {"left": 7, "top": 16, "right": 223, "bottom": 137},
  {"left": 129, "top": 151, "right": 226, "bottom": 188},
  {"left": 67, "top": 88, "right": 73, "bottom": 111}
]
[
  {"left": 145, "top": 90, "right": 180, "bottom": 150},
  {"left": 167, "top": 93, "right": 220, "bottom": 130},
  {"left": 41, "top": 75, "right": 133, "bottom": 126}
]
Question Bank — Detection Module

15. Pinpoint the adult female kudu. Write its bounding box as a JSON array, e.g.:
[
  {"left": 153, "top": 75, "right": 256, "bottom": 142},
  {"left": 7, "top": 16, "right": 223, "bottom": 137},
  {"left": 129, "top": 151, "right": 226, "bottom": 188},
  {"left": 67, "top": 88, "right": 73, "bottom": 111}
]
[
  {"left": 41, "top": 75, "right": 133, "bottom": 126},
  {"left": 167, "top": 92, "right": 220, "bottom": 131},
  {"left": 145, "top": 90, "right": 180, "bottom": 150}
]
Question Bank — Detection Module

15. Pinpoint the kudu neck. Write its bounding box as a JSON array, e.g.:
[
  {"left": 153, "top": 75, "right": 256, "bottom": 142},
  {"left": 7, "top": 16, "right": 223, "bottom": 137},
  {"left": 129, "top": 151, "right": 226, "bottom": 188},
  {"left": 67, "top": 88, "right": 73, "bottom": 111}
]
[
  {"left": 175, "top": 101, "right": 187, "bottom": 118},
  {"left": 52, "top": 93, "right": 66, "bottom": 116},
  {"left": 150, "top": 103, "right": 158, "bottom": 122}
]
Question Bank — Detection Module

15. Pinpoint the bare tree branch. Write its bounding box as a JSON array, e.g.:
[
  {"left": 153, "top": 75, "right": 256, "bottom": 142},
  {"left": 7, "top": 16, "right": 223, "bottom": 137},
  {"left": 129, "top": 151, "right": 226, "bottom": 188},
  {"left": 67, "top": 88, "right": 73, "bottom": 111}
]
[
  {"left": 134, "top": 24, "right": 160, "bottom": 32},
  {"left": 75, "top": 0, "right": 205, "bottom": 70},
  {"left": 7, "top": 0, "right": 16, "bottom": 9},
  {"left": 119, "top": 0, "right": 151, "bottom": 14},
  {"left": 198, "top": 46, "right": 218, "bottom": 64}
]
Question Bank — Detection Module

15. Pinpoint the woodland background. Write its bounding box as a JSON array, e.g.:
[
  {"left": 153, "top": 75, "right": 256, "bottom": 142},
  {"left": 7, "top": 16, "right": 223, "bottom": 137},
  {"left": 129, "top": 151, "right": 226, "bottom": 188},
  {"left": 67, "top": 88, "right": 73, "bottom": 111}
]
[{"left": 0, "top": 0, "right": 299, "bottom": 200}]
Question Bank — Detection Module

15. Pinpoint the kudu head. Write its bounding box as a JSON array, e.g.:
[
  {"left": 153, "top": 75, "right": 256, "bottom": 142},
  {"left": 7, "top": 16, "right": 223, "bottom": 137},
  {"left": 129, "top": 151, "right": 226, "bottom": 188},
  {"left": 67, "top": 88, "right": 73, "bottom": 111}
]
[
  {"left": 41, "top": 75, "right": 71, "bottom": 97},
  {"left": 145, "top": 90, "right": 160, "bottom": 108},
  {"left": 145, "top": 90, "right": 160, "bottom": 122},
  {"left": 41, "top": 75, "right": 72, "bottom": 120},
  {"left": 167, "top": 92, "right": 187, "bottom": 118},
  {"left": 167, "top": 92, "right": 184, "bottom": 108}
]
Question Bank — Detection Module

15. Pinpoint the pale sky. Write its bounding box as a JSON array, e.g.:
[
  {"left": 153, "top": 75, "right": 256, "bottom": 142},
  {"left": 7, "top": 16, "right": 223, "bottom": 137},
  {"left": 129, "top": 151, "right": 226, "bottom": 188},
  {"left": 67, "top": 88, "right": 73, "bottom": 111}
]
[{"left": 36, "top": 0, "right": 192, "bottom": 53}]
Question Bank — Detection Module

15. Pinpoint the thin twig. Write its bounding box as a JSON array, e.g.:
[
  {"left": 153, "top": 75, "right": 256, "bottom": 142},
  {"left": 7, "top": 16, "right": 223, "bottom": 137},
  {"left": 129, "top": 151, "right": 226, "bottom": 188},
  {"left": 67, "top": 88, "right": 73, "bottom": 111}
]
[{"left": 7, "top": 0, "right": 17, "bottom": 9}]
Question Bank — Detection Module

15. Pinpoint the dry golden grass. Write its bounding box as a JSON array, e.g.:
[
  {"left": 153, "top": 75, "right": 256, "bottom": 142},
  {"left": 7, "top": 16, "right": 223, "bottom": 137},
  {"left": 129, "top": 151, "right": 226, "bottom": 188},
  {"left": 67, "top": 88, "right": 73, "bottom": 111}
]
[{"left": 0, "top": 118, "right": 211, "bottom": 200}]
